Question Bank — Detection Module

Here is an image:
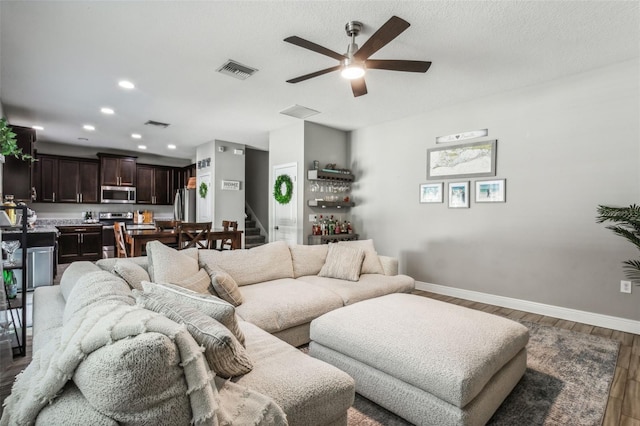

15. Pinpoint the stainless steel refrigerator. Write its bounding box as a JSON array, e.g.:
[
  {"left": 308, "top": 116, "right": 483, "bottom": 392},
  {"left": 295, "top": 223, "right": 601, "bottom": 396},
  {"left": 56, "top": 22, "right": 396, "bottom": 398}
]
[{"left": 174, "top": 188, "right": 196, "bottom": 222}]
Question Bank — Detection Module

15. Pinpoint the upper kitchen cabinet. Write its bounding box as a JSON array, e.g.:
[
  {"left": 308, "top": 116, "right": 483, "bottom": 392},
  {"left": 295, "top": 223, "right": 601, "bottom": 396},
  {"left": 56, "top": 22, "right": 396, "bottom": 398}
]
[
  {"left": 2, "top": 125, "right": 36, "bottom": 202},
  {"left": 98, "top": 154, "right": 136, "bottom": 187},
  {"left": 136, "top": 164, "right": 171, "bottom": 205},
  {"left": 33, "top": 154, "right": 99, "bottom": 203}
]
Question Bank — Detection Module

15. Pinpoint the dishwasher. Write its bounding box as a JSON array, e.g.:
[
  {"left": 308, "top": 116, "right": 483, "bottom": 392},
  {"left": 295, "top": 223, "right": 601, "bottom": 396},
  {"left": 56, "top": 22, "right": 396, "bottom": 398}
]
[{"left": 12, "top": 246, "right": 55, "bottom": 290}]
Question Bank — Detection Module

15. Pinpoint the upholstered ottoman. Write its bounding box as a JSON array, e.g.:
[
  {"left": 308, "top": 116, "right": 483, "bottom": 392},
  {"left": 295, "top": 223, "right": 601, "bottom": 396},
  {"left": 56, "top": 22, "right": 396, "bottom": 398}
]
[{"left": 309, "top": 293, "right": 529, "bottom": 426}]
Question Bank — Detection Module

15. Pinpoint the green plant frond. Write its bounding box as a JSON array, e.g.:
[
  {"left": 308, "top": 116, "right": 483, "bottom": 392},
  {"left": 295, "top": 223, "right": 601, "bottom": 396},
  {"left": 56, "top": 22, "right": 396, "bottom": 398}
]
[
  {"left": 596, "top": 204, "right": 640, "bottom": 223},
  {"left": 622, "top": 259, "right": 640, "bottom": 282},
  {"left": 606, "top": 226, "right": 640, "bottom": 249}
]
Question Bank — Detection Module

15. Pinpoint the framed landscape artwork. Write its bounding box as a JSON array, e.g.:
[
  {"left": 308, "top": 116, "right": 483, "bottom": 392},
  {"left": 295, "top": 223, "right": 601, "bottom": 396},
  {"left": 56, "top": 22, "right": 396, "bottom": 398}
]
[
  {"left": 427, "top": 140, "right": 497, "bottom": 179},
  {"left": 420, "top": 183, "right": 443, "bottom": 203},
  {"left": 448, "top": 181, "right": 470, "bottom": 208},
  {"left": 475, "top": 179, "right": 506, "bottom": 203}
]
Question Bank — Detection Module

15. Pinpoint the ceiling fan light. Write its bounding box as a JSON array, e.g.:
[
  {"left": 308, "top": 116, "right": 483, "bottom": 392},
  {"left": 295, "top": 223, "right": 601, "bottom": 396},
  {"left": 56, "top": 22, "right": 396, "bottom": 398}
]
[{"left": 341, "top": 65, "right": 365, "bottom": 80}]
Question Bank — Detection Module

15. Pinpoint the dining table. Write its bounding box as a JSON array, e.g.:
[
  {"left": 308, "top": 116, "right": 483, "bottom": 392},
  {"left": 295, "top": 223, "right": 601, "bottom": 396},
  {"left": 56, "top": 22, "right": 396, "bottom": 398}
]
[{"left": 124, "top": 228, "right": 243, "bottom": 257}]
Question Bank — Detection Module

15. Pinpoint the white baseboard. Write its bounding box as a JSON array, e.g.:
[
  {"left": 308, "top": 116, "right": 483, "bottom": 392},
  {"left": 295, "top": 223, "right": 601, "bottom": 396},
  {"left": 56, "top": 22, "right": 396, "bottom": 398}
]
[{"left": 415, "top": 281, "right": 640, "bottom": 335}]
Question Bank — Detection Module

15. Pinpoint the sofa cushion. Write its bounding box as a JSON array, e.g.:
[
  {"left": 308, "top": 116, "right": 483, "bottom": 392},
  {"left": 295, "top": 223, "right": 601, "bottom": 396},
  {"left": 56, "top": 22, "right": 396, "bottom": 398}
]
[
  {"left": 63, "top": 271, "right": 134, "bottom": 324},
  {"left": 172, "top": 268, "right": 211, "bottom": 293},
  {"left": 234, "top": 279, "right": 344, "bottom": 334},
  {"left": 203, "top": 264, "right": 243, "bottom": 306},
  {"left": 136, "top": 290, "right": 253, "bottom": 378},
  {"left": 146, "top": 241, "right": 199, "bottom": 283},
  {"left": 289, "top": 244, "right": 328, "bottom": 278},
  {"left": 113, "top": 259, "right": 150, "bottom": 291},
  {"left": 198, "top": 241, "right": 294, "bottom": 286},
  {"left": 59, "top": 261, "right": 104, "bottom": 301},
  {"left": 318, "top": 244, "right": 365, "bottom": 282},
  {"left": 338, "top": 239, "right": 385, "bottom": 275},
  {"left": 298, "top": 274, "right": 416, "bottom": 305},
  {"left": 235, "top": 321, "right": 355, "bottom": 426},
  {"left": 96, "top": 256, "right": 150, "bottom": 274},
  {"left": 142, "top": 281, "right": 245, "bottom": 345}
]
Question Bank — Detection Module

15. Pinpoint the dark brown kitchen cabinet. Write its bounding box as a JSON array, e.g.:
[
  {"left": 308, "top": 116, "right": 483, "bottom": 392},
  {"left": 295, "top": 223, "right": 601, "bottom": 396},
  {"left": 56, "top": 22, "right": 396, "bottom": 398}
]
[
  {"left": 57, "top": 225, "right": 103, "bottom": 263},
  {"left": 136, "top": 164, "right": 171, "bottom": 205},
  {"left": 98, "top": 154, "right": 136, "bottom": 187},
  {"left": 34, "top": 154, "right": 99, "bottom": 203},
  {"left": 35, "top": 155, "right": 57, "bottom": 202},
  {"left": 2, "top": 125, "right": 36, "bottom": 202}
]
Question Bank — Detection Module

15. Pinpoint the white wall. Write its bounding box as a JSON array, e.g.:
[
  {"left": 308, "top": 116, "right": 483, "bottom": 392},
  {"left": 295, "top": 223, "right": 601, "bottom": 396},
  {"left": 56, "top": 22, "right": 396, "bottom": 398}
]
[
  {"left": 214, "top": 140, "right": 245, "bottom": 238},
  {"left": 268, "top": 122, "right": 304, "bottom": 243},
  {"left": 350, "top": 60, "right": 640, "bottom": 321}
]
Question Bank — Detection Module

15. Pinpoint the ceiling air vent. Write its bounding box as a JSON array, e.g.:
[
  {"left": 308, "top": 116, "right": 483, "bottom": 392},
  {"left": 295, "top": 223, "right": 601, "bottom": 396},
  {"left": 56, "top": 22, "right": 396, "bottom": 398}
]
[
  {"left": 144, "top": 120, "right": 170, "bottom": 128},
  {"left": 279, "top": 104, "right": 320, "bottom": 119},
  {"left": 217, "top": 60, "right": 258, "bottom": 80}
]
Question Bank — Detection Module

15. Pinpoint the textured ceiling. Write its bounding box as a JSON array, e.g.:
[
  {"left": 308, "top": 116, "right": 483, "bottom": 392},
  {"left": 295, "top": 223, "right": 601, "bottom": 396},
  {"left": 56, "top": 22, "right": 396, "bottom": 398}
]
[{"left": 0, "top": 1, "right": 638, "bottom": 160}]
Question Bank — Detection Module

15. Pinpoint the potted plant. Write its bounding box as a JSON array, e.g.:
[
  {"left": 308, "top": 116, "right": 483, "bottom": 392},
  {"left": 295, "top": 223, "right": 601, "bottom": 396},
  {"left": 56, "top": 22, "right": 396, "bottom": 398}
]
[
  {"left": 0, "top": 118, "right": 34, "bottom": 162},
  {"left": 596, "top": 204, "right": 640, "bottom": 283}
]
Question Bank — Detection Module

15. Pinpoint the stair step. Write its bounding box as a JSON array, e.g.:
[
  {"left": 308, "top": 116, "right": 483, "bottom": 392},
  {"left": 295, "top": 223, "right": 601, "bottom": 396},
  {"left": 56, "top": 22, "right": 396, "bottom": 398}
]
[
  {"left": 245, "top": 234, "right": 266, "bottom": 243},
  {"left": 245, "top": 220, "right": 256, "bottom": 228},
  {"left": 245, "top": 227, "right": 260, "bottom": 236}
]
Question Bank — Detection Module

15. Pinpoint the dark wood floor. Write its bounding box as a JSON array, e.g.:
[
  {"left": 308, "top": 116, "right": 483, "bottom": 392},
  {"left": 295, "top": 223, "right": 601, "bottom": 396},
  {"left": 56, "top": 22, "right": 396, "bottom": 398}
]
[{"left": 1, "top": 291, "right": 638, "bottom": 425}]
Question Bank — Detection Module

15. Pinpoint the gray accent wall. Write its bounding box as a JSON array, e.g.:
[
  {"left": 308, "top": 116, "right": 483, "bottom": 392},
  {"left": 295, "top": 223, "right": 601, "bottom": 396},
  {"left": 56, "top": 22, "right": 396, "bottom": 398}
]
[
  {"left": 349, "top": 60, "right": 640, "bottom": 321},
  {"left": 245, "top": 148, "right": 269, "bottom": 233}
]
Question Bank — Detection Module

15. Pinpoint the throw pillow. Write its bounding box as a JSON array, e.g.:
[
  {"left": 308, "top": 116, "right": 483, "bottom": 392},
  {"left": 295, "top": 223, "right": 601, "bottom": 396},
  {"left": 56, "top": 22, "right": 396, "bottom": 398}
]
[
  {"left": 339, "top": 239, "right": 385, "bottom": 275},
  {"left": 318, "top": 244, "right": 365, "bottom": 282},
  {"left": 114, "top": 259, "right": 151, "bottom": 291},
  {"left": 135, "top": 291, "right": 253, "bottom": 378},
  {"left": 289, "top": 244, "right": 329, "bottom": 277},
  {"left": 142, "top": 281, "right": 245, "bottom": 345},
  {"left": 198, "top": 241, "right": 294, "bottom": 286},
  {"left": 172, "top": 268, "right": 211, "bottom": 294},
  {"left": 203, "top": 264, "right": 243, "bottom": 306},
  {"left": 146, "top": 241, "right": 199, "bottom": 283}
]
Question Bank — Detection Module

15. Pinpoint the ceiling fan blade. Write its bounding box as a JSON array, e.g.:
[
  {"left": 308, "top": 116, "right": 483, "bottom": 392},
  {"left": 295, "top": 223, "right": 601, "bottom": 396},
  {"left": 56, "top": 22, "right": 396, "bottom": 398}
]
[
  {"left": 286, "top": 65, "right": 341, "bottom": 84},
  {"left": 354, "top": 16, "right": 410, "bottom": 61},
  {"left": 284, "top": 36, "right": 346, "bottom": 61},
  {"left": 366, "top": 59, "right": 432, "bottom": 73},
  {"left": 350, "top": 78, "right": 368, "bottom": 97}
]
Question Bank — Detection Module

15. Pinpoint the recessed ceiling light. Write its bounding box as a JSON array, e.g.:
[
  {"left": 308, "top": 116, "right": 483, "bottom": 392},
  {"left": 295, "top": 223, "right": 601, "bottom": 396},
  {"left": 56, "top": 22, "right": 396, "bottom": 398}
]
[
  {"left": 167, "top": 144, "right": 176, "bottom": 150},
  {"left": 32, "top": 125, "right": 44, "bottom": 131},
  {"left": 138, "top": 145, "right": 147, "bottom": 150},
  {"left": 83, "top": 124, "right": 95, "bottom": 131},
  {"left": 118, "top": 80, "right": 135, "bottom": 89},
  {"left": 131, "top": 133, "right": 142, "bottom": 139},
  {"left": 101, "top": 107, "right": 115, "bottom": 115}
]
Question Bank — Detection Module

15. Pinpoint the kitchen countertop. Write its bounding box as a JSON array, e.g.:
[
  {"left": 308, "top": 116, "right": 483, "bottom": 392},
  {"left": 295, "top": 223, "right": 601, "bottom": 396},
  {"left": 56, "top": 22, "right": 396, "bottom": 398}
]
[{"left": 2, "top": 225, "right": 59, "bottom": 234}]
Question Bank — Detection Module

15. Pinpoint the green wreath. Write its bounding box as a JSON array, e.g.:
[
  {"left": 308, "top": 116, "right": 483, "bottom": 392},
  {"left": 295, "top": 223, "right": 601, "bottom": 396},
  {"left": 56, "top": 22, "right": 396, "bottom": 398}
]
[
  {"left": 273, "top": 174, "right": 293, "bottom": 205},
  {"left": 199, "top": 182, "right": 208, "bottom": 199}
]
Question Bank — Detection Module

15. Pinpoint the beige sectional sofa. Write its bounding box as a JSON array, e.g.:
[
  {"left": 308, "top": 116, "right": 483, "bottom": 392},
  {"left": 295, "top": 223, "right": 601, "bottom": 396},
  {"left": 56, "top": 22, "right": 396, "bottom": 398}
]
[{"left": 1, "top": 240, "right": 414, "bottom": 425}]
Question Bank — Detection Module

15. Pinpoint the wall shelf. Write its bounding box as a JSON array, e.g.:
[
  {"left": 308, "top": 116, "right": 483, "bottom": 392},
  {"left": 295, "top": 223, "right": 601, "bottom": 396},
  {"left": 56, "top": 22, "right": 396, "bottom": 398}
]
[
  {"left": 308, "top": 169, "right": 354, "bottom": 182},
  {"left": 308, "top": 233, "right": 359, "bottom": 245},
  {"left": 308, "top": 200, "right": 355, "bottom": 209}
]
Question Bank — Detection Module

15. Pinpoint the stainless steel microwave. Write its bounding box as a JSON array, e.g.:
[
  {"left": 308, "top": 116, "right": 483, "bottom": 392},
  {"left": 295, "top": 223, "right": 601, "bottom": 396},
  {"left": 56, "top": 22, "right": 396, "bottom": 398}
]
[{"left": 101, "top": 186, "right": 136, "bottom": 204}]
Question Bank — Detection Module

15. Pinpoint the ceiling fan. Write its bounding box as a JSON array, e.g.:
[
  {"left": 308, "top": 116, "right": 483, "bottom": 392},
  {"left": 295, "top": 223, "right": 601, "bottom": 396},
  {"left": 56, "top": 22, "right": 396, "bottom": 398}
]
[{"left": 284, "top": 16, "right": 431, "bottom": 97}]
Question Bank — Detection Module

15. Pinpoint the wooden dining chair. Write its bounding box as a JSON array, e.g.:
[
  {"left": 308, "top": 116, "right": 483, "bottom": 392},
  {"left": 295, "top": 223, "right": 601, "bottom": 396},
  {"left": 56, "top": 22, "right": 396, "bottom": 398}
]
[
  {"left": 155, "top": 220, "right": 181, "bottom": 231},
  {"left": 220, "top": 220, "right": 238, "bottom": 250},
  {"left": 114, "top": 222, "right": 128, "bottom": 258},
  {"left": 177, "top": 222, "right": 211, "bottom": 250}
]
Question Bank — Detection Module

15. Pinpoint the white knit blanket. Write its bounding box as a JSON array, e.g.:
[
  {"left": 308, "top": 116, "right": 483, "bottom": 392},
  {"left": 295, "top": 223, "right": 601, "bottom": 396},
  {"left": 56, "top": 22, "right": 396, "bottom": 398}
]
[{"left": 0, "top": 303, "right": 287, "bottom": 426}]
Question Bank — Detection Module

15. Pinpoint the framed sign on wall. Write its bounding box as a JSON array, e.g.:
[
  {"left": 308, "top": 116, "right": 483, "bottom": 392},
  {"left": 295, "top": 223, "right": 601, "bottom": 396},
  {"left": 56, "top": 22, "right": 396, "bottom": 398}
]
[{"left": 427, "top": 140, "right": 497, "bottom": 180}]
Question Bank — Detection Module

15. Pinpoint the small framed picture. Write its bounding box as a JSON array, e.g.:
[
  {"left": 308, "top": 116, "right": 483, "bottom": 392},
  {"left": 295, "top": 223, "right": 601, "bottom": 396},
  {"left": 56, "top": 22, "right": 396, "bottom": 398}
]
[
  {"left": 448, "top": 181, "right": 470, "bottom": 208},
  {"left": 475, "top": 179, "right": 506, "bottom": 203},
  {"left": 420, "top": 183, "right": 443, "bottom": 203}
]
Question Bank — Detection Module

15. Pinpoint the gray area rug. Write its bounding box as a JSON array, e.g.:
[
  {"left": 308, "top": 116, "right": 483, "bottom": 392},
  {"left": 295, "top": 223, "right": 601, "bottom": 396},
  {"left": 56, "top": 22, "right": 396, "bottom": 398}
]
[{"left": 317, "top": 320, "right": 619, "bottom": 426}]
